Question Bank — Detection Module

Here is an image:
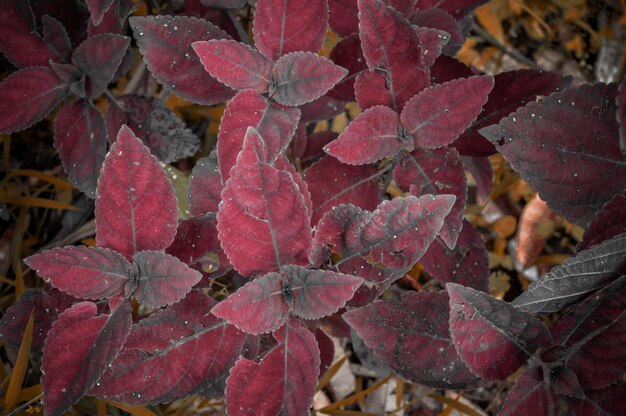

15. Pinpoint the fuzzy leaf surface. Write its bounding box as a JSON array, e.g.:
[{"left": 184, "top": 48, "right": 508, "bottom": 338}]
[
  {"left": 328, "top": 0, "right": 359, "bottom": 37},
  {"left": 579, "top": 192, "right": 626, "bottom": 251},
  {"left": 448, "top": 283, "right": 552, "bottom": 380},
  {"left": 95, "top": 126, "right": 178, "bottom": 260},
  {"left": 513, "top": 232, "right": 626, "bottom": 313},
  {"left": 354, "top": 70, "right": 393, "bottom": 110},
  {"left": 324, "top": 105, "right": 402, "bottom": 165},
  {"left": 131, "top": 15, "right": 234, "bottom": 105},
  {"left": 189, "top": 151, "right": 223, "bottom": 215},
  {"left": 498, "top": 367, "right": 560, "bottom": 416},
  {"left": 42, "top": 300, "right": 132, "bottom": 416},
  {"left": 192, "top": 39, "right": 273, "bottom": 92},
  {"left": 344, "top": 291, "right": 481, "bottom": 389},
  {"left": 86, "top": 0, "right": 115, "bottom": 25},
  {"left": 253, "top": 0, "right": 328, "bottom": 60}
]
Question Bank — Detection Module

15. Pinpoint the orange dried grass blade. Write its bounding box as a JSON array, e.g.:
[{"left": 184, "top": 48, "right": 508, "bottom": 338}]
[
  {"left": 9, "top": 169, "right": 74, "bottom": 190},
  {"left": 318, "top": 375, "right": 393, "bottom": 413},
  {"left": 102, "top": 399, "right": 158, "bottom": 416},
  {"left": 3, "top": 309, "right": 34, "bottom": 413},
  {"left": 96, "top": 399, "right": 108, "bottom": 416},
  {"left": 0, "top": 196, "right": 80, "bottom": 211},
  {"left": 322, "top": 410, "right": 380, "bottom": 416},
  {"left": 428, "top": 393, "right": 482, "bottom": 416},
  {"left": 317, "top": 353, "right": 350, "bottom": 391}
]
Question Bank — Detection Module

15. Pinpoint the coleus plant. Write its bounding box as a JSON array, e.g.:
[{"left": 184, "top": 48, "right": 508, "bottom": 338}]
[{"left": 0, "top": 0, "right": 625, "bottom": 415}]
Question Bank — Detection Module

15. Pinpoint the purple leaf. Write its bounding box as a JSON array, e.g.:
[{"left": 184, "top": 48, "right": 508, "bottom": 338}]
[
  {"left": 130, "top": 15, "right": 234, "bottom": 105},
  {"left": 384, "top": 0, "right": 417, "bottom": 16},
  {"left": 253, "top": 0, "right": 328, "bottom": 60},
  {"left": 189, "top": 151, "right": 223, "bottom": 215},
  {"left": 401, "top": 75, "right": 494, "bottom": 148},
  {"left": 394, "top": 147, "right": 467, "bottom": 248},
  {"left": 133, "top": 251, "right": 202, "bottom": 308},
  {"left": 447, "top": 283, "right": 552, "bottom": 380},
  {"left": 0, "top": 67, "right": 68, "bottom": 134},
  {"left": 579, "top": 192, "right": 626, "bottom": 251},
  {"left": 358, "top": 0, "right": 429, "bottom": 111},
  {"left": 42, "top": 15, "right": 72, "bottom": 62},
  {"left": 498, "top": 367, "right": 560, "bottom": 416},
  {"left": 324, "top": 106, "right": 403, "bottom": 165},
  {"left": 91, "top": 291, "right": 246, "bottom": 404},
  {"left": 304, "top": 156, "right": 380, "bottom": 226},
  {"left": 568, "top": 384, "right": 626, "bottom": 416},
  {"left": 513, "top": 232, "right": 626, "bottom": 313},
  {"left": 455, "top": 69, "right": 571, "bottom": 157},
  {"left": 201, "top": 0, "right": 248, "bottom": 9},
  {"left": 105, "top": 94, "right": 200, "bottom": 164},
  {"left": 25, "top": 246, "right": 130, "bottom": 300},
  {"left": 299, "top": 94, "right": 347, "bottom": 123},
  {"left": 294, "top": 130, "right": 338, "bottom": 165},
  {"left": 95, "top": 126, "right": 179, "bottom": 261},
  {"left": 88, "top": 0, "right": 133, "bottom": 36},
  {"left": 328, "top": 0, "right": 359, "bottom": 37},
  {"left": 480, "top": 83, "right": 626, "bottom": 225},
  {"left": 413, "top": 26, "right": 449, "bottom": 67},
  {"left": 218, "top": 89, "right": 300, "bottom": 181},
  {"left": 411, "top": 9, "right": 464, "bottom": 55},
  {"left": 71, "top": 34, "right": 130, "bottom": 99},
  {"left": 217, "top": 128, "right": 312, "bottom": 276},
  {"left": 416, "top": 0, "right": 487, "bottom": 20},
  {"left": 54, "top": 99, "right": 107, "bottom": 198},
  {"left": 344, "top": 291, "right": 481, "bottom": 388},
  {"left": 225, "top": 318, "right": 320, "bottom": 416},
  {"left": 327, "top": 34, "right": 367, "bottom": 102},
  {"left": 315, "top": 328, "right": 335, "bottom": 376},
  {"left": 270, "top": 52, "right": 348, "bottom": 106},
  {"left": 618, "top": 77, "right": 626, "bottom": 155},
  {"left": 42, "top": 300, "right": 132, "bottom": 416},
  {"left": 354, "top": 70, "right": 393, "bottom": 110},
  {"left": 461, "top": 156, "right": 493, "bottom": 204},
  {"left": 192, "top": 39, "right": 273, "bottom": 92},
  {"left": 275, "top": 156, "right": 313, "bottom": 218},
  {"left": 420, "top": 221, "right": 489, "bottom": 292},
  {"left": 86, "top": 0, "right": 115, "bottom": 25},
  {"left": 430, "top": 55, "right": 474, "bottom": 84}
]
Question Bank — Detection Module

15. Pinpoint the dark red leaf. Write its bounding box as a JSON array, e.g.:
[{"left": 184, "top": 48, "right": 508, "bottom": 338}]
[
  {"left": 95, "top": 126, "right": 179, "bottom": 260},
  {"left": 218, "top": 89, "right": 301, "bottom": 181},
  {"left": 315, "top": 328, "right": 335, "bottom": 376},
  {"left": 304, "top": 156, "right": 380, "bottom": 226},
  {"left": 420, "top": 221, "right": 489, "bottom": 292},
  {"left": 384, "top": 0, "right": 417, "bottom": 16},
  {"left": 130, "top": 15, "right": 234, "bottom": 105},
  {"left": 189, "top": 151, "right": 223, "bottom": 215},
  {"left": 105, "top": 94, "right": 200, "bottom": 163},
  {"left": 430, "top": 55, "right": 474, "bottom": 84},
  {"left": 618, "top": 77, "right": 626, "bottom": 155},
  {"left": 324, "top": 106, "right": 402, "bottom": 165},
  {"left": 498, "top": 367, "right": 560, "bottom": 416},
  {"left": 270, "top": 52, "right": 348, "bottom": 106},
  {"left": 54, "top": 99, "right": 107, "bottom": 198},
  {"left": 89, "top": 0, "right": 133, "bottom": 36},
  {"left": 252, "top": 0, "right": 328, "bottom": 60},
  {"left": 513, "top": 232, "right": 626, "bottom": 313},
  {"left": 217, "top": 128, "right": 312, "bottom": 276},
  {"left": 550, "top": 275, "right": 626, "bottom": 389},
  {"left": 275, "top": 157, "right": 313, "bottom": 218},
  {"left": 299, "top": 94, "right": 347, "bottom": 123},
  {"left": 71, "top": 34, "right": 130, "bottom": 99},
  {"left": 344, "top": 291, "right": 481, "bottom": 388},
  {"left": 328, "top": 0, "right": 359, "bottom": 37},
  {"left": 91, "top": 291, "right": 246, "bottom": 404},
  {"left": 413, "top": 26, "right": 450, "bottom": 67},
  {"left": 455, "top": 69, "right": 572, "bottom": 157},
  {"left": 351, "top": 330, "right": 392, "bottom": 376},
  {"left": 568, "top": 384, "right": 626, "bottom": 416},
  {"left": 481, "top": 83, "right": 626, "bottom": 225},
  {"left": 394, "top": 147, "right": 467, "bottom": 248},
  {"left": 201, "top": 0, "right": 247, "bottom": 9},
  {"left": 327, "top": 34, "right": 367, "bottom": 102},
  {"left": 192, "top": 39, "right": 273, "bottom": 92},
  {"left": 225, "top": 318, "right": 320, "bottom": 415},
  {"left": 354, "top": 70, "right": 393, "bottom": 110},
  {"left": 549, "top": 366, "right": 585, "bottom": 399},
  {"left": 294, "top": 130, "right": 338, "bottom": 165},
  {"left": 42, "top": 15, "right": 72, "bottom": 63},
  {"left": 579, "top": 192, "right": 626, "bottom": 251},
  {"left": 358, "top": 0, "right": 429, "bottom": 111},
  {"left": 401, "top": 75, "right": 493, "bottom": 148},
  {"left": 411, "top": 8, "right": 464, "bottom": 55},
  {"left": 86, "top": 0, "right": 115, "bottom": 25},
  {"left": 0, "top": 67, "right": 68, "bottom": 134},
  {"left": 447, "top": 283, "right": 552, "bottom": 380},
  {"left": 461, "top": 156, "right": 493, "bottom": 204},
  {"left": 416, "top": 0, "right": 487, "bottom": 20},
  {"left": 25, "top": 246, "right": 130, "bottom": 300},
  {"left": 42, "top": 300, "right": 132, "bottom": 416}
]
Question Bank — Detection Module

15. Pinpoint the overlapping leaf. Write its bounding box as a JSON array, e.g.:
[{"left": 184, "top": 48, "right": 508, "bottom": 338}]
[
  {"left": 568, "top": 383, "right": 626, "bottom": 415},
  {"left": 344, "top": 291, "right": 481, "bottom": 389},
  {"left": 95, "top": 126, "right": 179, "bottom": 260},
  {"left": 189, "top": 151, "right": 223, "bottom": 215},
  {"left": 299, "top": 94, "right": 346, "bottom": 123},
  {"left": 461, "top": 156, "right": 493, "bottom": 203},
  {"left": 579, "top": 192, "right": 626, "bottom": 251},
  {"left": 417, "top": 0, "right": 487, "bottom": 20},
  {"left": 88, "top": 0, "right": 133, "bottom": 36},
  {"left": 354, "top": 70, "right": 393, "bottom": 110},
  {"left": 411, "top": 9, "right": 463, "bottom": 55},
  {"left": 498, "top": 367, "right": 560, "bottom": 416},
  {"left": 42, "top": 15, "right": 72, "bottom": 62},
  {"left": 513, "top": 232, "right": 626, "bottom": 313},
  {"left": 327, "top": 34, "right": 366, "bottom": 101},
  {"left": 86, "top": 0, "right": 115, "bottom": 25},
  {"left": 130, "top": 15, "right": 234, "bottom": 105},
  {"left": 328, "top": 0, "right": 359, "bottom": 37},
  {"left": 447, "top": 283, "right": 552, "bottom": 380}
]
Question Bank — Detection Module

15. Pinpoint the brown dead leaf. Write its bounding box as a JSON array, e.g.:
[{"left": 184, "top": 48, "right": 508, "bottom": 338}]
[{"left": 516, "top": 194, "right": 557, "bottom": 267}]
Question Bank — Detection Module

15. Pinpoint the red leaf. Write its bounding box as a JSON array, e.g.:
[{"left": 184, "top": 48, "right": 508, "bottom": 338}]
[
  {"left": 304, "top": 156, "right": 380, "bottom": 226},
  {"left": 413, "top": 26, "right": 449, "bottom": 67},
  {"left": 189, "top": 151, "right": 223, "bottom": 215},
  {"left": 192, "top": 39, "right": 273, "bottom": 92},
  {"left": 225, "top": 318, "right": 320, "bottom": 416},
  {"left": 42, "top": 300, "right": 132, "bottom": 416},
  {"left": 430, "top": 55, "right": 474, "bottom": 84},
  {"left": 420, "top": 221, "right": 489, "bottom": 292},
  {"left": 275, "top": 157, "right": 313, "bottom": 218},
  {"left": 417, "top": 0, "right": 487, "bottom": 20},
  {"left": 270, "top": 52, "right": 348, "bottom": 106},
  {"left": 25, "top": 246, "right": 130, "bottom": 300},
  {"left": 299, "top": 94, "right": 347, "bottom": 123},
  {"left": 394, "top": 147, "right": 467, "bottom": 248},
  {"left": 218, "top": 89, "right": 300, "bottom": 181},
  {"left": 201, "top": 0, "right": 247, "bottom": 8},
  {"left": 328, "top": 0, "right": 359, "bottom": 37},
  {"left": 0, "top": 67, "right": 68, "bottom": 134},
  {"left": 498, "top": 367, "right": 560, "bottom": 416},
  {"left": 324, "top": 105, "right": 403, "bottom": 165},
  {"left": 618, "top": 77, "right": 626, "bottom": 155},
  {"left": 91, "top": 291, "right": 246, "bottom": 404},
  {"left": 447, "top": 283, "right": 552, "bottom": 380},
  {"left": 384, "top": 0, "right": 417, "bottom": 16},
  {"left": 461, "top": 156, "right": 493, "bottom": 204},
  {"left": 411, "top": 9, "right": 464, "bottom": 55},
  {"left": 217, "top": 128, "right": 312, "bottom": 276},
  {"left": 133, "top": 251, "right": 202, "bottom": 308},
  {"left": 344, "top": 290, "right": 481, "bottom": 388},
  {"left": 358, "top": 0, "right": 429, "bottom": 111},
  {"left": 130, "top": 15, "right": 234, "bottom": 105},
  {"left": 88, "top": 0, "right": 133, "bottom": 36},
  {"left": 86, "top": 0, "right": 115, "bottom": 25},
  {"left": 327, "top": 34, "right": 367, "bottom": 102},
  {"left": 315, "top": 328, "right": 335, "bottom": 375},
  {"left": 42, "top": 15, "right": 72, "bottom": 63},
  {"left": 480, "top": 83, "right": 626, "bottom": 226},
  {"left": 354, "top": 70, "right": 393, "bottom": 110},
  {"left": 253, "top": 0, "right": 328, "bottom": 60},
  {"left": 568, "top": 384, "right": 626, "bottom": 415},
  {"left": 95, "top": 126, "right": 179, "bottom": 260},
  {"left": 71, "top": 34, "right": 130, "bottom": 99},
  {"left": 455, "top": 69, "right": 572, "bottom": 157},
  {"left": 579, "top": 192, "right": 626, "bottom": 251},
  {"left": 401, "top": 75, "right": 494, "bottom": 148},
  {"left": 54, "top": 99, "right": 107, "bottom": 198}
]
